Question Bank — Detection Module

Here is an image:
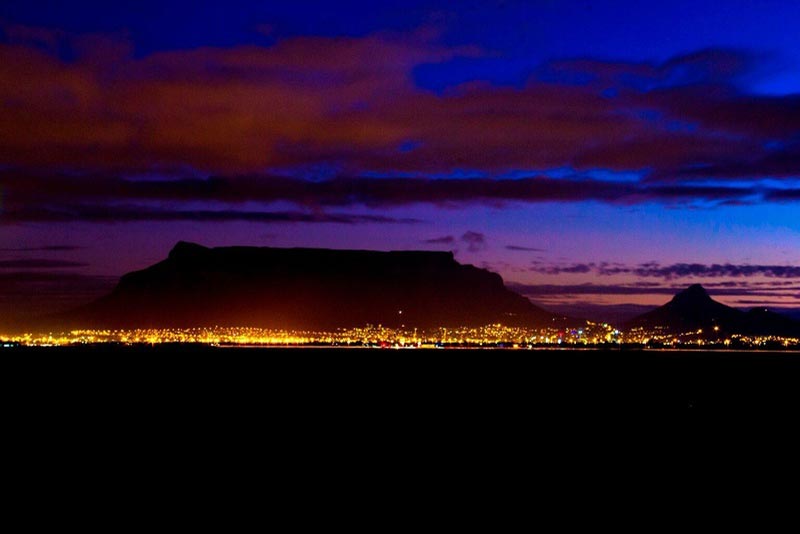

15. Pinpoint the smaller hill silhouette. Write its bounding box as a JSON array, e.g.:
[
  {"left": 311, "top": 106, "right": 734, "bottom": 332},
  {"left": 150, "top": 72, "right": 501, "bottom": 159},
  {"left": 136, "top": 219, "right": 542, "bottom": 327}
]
[
  {"left": 50, "top": 242, "right": 571, "bottom": 331},
  {"left": 625, "top": 284, "right": 800, "bottom": 337}
]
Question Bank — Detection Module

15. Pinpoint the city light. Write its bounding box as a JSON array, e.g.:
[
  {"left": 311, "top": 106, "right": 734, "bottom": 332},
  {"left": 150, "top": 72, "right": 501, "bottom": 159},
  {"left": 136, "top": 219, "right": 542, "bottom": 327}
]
[
  {"left": 0, "top": 322, "right": 622, "bottom": 348},
  {"left": 3, "top": 323, "right": 798, "bottom": 349}
]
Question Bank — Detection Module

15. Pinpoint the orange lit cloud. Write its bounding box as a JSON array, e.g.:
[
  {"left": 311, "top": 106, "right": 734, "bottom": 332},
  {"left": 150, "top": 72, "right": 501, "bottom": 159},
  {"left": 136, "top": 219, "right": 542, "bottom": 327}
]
[{"left": 2, "top": 26, "right": 799, "bottom": 180}]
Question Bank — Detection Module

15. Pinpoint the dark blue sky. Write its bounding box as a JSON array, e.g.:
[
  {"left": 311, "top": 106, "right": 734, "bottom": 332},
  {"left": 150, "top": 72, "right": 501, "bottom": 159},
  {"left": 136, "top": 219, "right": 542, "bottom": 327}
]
[
  {"left": 2, "top": 1, "right": 800, "bottom": 322},
  {"left": 3, "top": 0, "right": 799, "bottom": 92}
]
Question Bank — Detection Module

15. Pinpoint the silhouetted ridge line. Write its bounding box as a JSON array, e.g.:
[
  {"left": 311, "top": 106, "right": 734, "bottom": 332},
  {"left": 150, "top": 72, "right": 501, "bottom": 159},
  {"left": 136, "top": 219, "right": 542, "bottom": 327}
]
[
  {"left": 625, "top": 284, "right": 800, "bottom": 337},
  {"left": 55, "top": 242, "right": 570, "bottom": 330}
]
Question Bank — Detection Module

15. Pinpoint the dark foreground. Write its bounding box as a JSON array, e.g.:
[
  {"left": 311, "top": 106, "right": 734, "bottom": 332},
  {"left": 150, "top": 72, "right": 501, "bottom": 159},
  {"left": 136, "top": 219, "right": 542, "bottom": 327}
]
[
  {"left": 7, "top": 345, "right": 789, "bottom": 518},
  {"left": 5, "top": 344, "right": 799, "bottom": 493},
  {"left": 4, "top": 345, "right": 800, "bottom": 413}
]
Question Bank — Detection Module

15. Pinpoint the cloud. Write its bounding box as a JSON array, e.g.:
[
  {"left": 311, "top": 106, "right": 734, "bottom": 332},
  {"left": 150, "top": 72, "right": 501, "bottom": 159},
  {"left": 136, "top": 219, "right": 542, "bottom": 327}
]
[
  {"left": 0, "top": 171, "right": 767, "bottom": 218},
  {"left": 530, "top": 263, "right": 595, "bottom": 275},
  {"left": 1, "top": 24, "right": 800, "bottom": 230},
  {"left": 422, "top": 235, "right": 455, "bottom": 244},
  {"left": 0, "top": 28, "right": 798, "bottom": 187},
  {"left": 460, "top": 231, "right": 486, "bottom": 252},
  {"left": 530, "top": 262, "right": 800, "bottom": 279},
  {"left": 2, "top": 202, "right": 421, "bottom": 224},
  {"left": 539, "top": 49, "right": 759, "bottom": 90},
  {"left": 506, "top": 245, "right": 545, "bottom": 252},
  {"left": 0, "top": 245, "right": 84, "bottom": 252},
  {"left": 764, "top": 188, "right": 800, "bottom": 202},
  {"left": 630, "top": 262, "right": 800, "bottom": 279},
  {"left": 0, "top": 259, "right": 87, "bottom": 269},
  {"left": 0, "top": 27, "right": 474, "bottom": 174}
]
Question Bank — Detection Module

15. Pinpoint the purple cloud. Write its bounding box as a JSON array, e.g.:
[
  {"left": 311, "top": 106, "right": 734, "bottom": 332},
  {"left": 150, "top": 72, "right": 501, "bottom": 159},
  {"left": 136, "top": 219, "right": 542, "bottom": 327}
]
[
  {"left": 461, "top": 231, "right": 486, "bottom": 252},
  {"left": 530, "top": 262, "right": 800, "bottom": 279},
  {"left": 423, "top": 236, "right": 456, "bottom": 244},
  {"left": 0, "top": 259, "right": 88, "bottom": 269}
]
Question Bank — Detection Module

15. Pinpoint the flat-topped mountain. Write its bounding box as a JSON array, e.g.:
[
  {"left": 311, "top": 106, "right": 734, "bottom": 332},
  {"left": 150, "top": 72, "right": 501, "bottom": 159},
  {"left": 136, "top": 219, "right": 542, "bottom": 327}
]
[
  {"left": 625, "top": 284, "right": 800, "bottom": 337},
  {"left": 59, "top": 241, "right": 568, "bottom": 330}
]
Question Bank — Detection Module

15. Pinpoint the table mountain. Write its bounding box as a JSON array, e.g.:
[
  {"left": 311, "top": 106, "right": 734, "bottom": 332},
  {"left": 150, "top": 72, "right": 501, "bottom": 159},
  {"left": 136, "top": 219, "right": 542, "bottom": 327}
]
[{"left": 58, "top": 241, "right": 569, "bottom": 330}]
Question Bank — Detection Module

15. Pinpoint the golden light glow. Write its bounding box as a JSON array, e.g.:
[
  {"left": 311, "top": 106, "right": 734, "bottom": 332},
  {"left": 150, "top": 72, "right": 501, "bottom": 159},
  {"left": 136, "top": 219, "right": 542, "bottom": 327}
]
[
  {"left": 0, "top": 322, "right": 621, "bottom": 348},
  {"left": 2, "top": 323, "right": 796, "bottom": 348}
]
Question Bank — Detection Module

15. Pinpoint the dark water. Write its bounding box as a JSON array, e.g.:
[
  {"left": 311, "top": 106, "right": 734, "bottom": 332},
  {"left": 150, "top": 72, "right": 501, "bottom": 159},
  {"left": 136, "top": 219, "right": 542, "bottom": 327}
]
[
  {"left": 4, "top": 345, "right": 797, "bottom": 493},
  {"left": 5, "top": 345, "right": 800, "bottom": 412}
]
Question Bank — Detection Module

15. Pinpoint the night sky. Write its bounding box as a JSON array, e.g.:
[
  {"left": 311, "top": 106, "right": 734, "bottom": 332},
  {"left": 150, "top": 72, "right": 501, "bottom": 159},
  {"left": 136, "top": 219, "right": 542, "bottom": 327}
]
[{"left": 2, "top": 0, "right": 800, "bottom": 323}]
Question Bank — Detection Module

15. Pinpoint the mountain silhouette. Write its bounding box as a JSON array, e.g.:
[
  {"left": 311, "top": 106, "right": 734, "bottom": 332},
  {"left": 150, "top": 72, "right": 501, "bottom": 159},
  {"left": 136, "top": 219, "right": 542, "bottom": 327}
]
[
  {"left": 56, "top": 241, "right": 569, "bottom": 330},
  {"left": 625, "top": 284, "right": 800, "bottom": 337}
]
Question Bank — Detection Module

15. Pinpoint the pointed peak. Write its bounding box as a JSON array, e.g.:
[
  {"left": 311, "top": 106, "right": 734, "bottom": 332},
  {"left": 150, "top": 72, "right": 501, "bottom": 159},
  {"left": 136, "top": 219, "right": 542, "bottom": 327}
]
[
  {"left": 672, "top": 283, "right": 711, "bottom": 304},
  {"left": 685, "top": 283, "right": 708, "bottom": 296},
  {"left": 168, "top": 241, "right": 208, "bottom": 260}
]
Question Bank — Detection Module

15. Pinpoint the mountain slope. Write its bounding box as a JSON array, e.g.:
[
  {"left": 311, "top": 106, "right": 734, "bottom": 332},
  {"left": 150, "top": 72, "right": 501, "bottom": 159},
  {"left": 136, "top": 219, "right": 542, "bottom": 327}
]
[
  {"left": 625, "top": 284, "right": 800, "bottom": 337},
  {"left": 58, "top": 241, "right": 567, "bottom": 330}
]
